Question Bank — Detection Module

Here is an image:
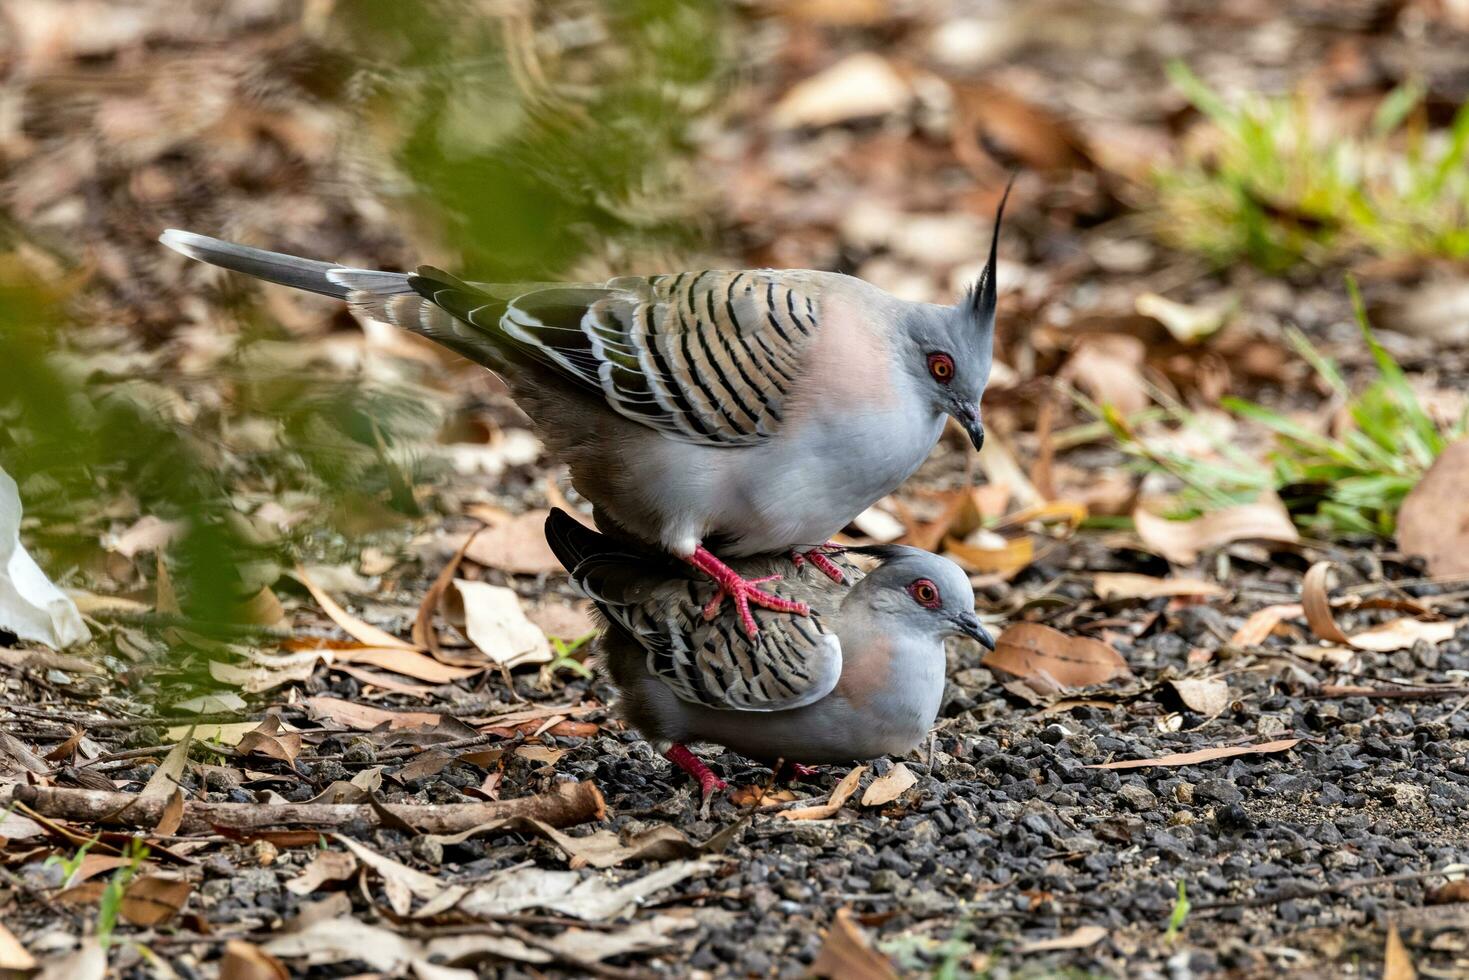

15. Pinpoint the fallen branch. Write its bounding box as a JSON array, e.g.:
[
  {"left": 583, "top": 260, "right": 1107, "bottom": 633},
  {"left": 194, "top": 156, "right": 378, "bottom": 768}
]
[
  {"left": 1314, "top": 684, "right": 1469, "bottom": 700},
  {"left": 8, "top": 781, "right": 605, "bottom": 835}
]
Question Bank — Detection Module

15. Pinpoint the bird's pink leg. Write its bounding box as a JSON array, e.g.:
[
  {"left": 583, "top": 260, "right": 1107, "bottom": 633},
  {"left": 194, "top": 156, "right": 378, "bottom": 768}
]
[
  {"left": 687, "top": 546, "right": 809, "bottom": 638},
  {"left": 790, "top": 542, "right": 848, "bottom": 585},
  {"left": 664, "top": 743, "right": 726, "bottom": 798},
  {"left": 775, "top": 760, "right": 821, "bottom": 781}
]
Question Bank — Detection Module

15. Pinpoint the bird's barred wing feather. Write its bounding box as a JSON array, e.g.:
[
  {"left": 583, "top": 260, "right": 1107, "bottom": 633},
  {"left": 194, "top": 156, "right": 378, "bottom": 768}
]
[
  {"left": 415, "top": 268, "right": 825, "bottom": 447},
  {"left": 576, "top": 557, "right": 854, "bottom": 712}
]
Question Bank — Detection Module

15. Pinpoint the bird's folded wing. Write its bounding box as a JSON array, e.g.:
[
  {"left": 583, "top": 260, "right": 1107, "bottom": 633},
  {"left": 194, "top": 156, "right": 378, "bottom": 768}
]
[
  {"left": 641, "top": 605, "right": 844, "bottom": 711},
  {"left": 417, "top": 268, "right": 824, "bottom": 447}
]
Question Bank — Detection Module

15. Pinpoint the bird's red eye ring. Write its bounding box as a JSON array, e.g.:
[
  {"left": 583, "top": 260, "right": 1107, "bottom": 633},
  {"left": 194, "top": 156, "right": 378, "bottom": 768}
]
[
  {"left": 927, "top": 352, "right": 955, "bottom": 384},
  {"left": 907, "top": 578, "right": 941, "bottom": 609}
]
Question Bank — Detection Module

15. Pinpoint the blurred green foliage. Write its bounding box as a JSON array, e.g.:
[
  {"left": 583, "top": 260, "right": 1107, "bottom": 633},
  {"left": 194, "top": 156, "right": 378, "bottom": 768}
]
[
  {"left": 1100, "top": 279, "right": 1466, "bottom": 538},
  {"left": 1153, "top": 62, "right": 1469, "bottom": 270},
  {"left": 0, "top": 1, "right": 731, "bottom": 655},
  {"left": 334, "top": 0, "right": 729, "bottom": 278}
]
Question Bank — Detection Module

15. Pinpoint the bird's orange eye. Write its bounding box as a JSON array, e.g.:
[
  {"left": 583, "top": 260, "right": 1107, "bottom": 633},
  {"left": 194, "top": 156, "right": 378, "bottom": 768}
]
[
  {"left": 907, "top": 578, "right": 941, "bottom": 608},
  {"left": 927, "top": 352, "right": 955, "bottom": 384}
]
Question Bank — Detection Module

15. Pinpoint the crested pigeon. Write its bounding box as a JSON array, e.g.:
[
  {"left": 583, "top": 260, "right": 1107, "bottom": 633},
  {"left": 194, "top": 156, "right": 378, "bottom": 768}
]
[
  {"left": 544, "top": 508, "right": 994, "bottom": 797},
  {"left": 159, "top": 185, "right": 1007, "bottom": 636}
]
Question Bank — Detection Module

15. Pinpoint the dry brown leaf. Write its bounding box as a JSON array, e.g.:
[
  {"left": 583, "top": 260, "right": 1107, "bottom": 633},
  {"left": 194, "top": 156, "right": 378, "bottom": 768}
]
[
  {"left": 1167, "top": 679, "right": 1231, "bottom": 718},
  {"left": 0, "top": 922, "right": 36, "bottom": 971},
  {"left": 285, "top": 850, "right": 358, "bottom": 896},
  {"left": 333, "top": 835, "right": 446, "bottom": 916},
  {"left": 943, "top": 533, "right": 1033, "bottom": 575},
  {"left": 1061, "top": 334, "right": 1149, "bottom": 415},
  {"left": 1230, "top": 603, "right": 1304, "bottom": 646},
  {"left": 210, "top": 656, "right": 319, "bottom": 694},
  {"left": 220, "top": 940, "right": 290, "bottom": 980},
  {"left": 1397, "top": 439, "right": 1469, "bottom": 576},
  {"left": 333, "top": 664, "right": 436, "bottom": 697},
  {"left": 515, "top": 745, "right": 566, "bottom": 767},
  {"left": 35, "top": 939, "right": 105, "bottom": 980},
  {"left": 42, "top": 728, "right": 86, "bottom": 763},
  {"left": 304, "top": 697, "right": 444, "bottom": 732},
  {"left": 155, "top": 552, "right": 180, "bottom": 615},
  {"left": 982, "top": 623, "right": 1131, "bottom": 691},
  {"left": 446, "top": 579, "right": 552, "bottom": 667},
  {"left": 140, "top": 727, "right": 193, "bottom": 806},
  {"left": 155, "top": 788, "right": 185, "bottom": 836},
  {"left": 1017, "top": 924, "right": 1108, "bottom": 954},
  {"left": 1133, "top": 496, "right": 1299, "bottom": 565},
  {"left": 332, "top": 646, "right": 484, "bottom": 683},
  {"left": 1302, "top": 562, "right": 1458, "bottom": 652},
  {"left": 120, "top": 875, "right": 192, "bottom": 926},
  {"left": 778, "top": 766, "right": 866, "bottom": 820},
  {"left": 860, "top": 763, "right": 917, "bottom": 807},
  {"left": 1426, "top": 880, "right": 1469, "bottom": 905},
  {"left": 809, "top": 907, "right": 900, "bottom": 980},
  {"left": 1087, "top": 738, "right": 1300, "bottom": 770},
  {"left": 1302, "top": 561, "right": 1353, "bottom": 644},
  {"left": 1348, "top": 619, "right": 1460, "bottom": 653},
  {"left": 295, "top": 563, "right": 418, "bottom": 651},
  {"left": 462, "top": 509, "right": 563, "bottom": 575},
  {"left": 770, "top": 53, "right": 910, "bottom": 130},
  {"left": 413, "top": 526, "right": 481, "bottom": 654},
  {"left": 237, "top": 716, "right": 303, "bottom": 767},
  {"left": 1093, "top": 574, "right": 1224, "bottom": 602},
  {"left": 1384, "top": 923, "right": 1417, "bottom": 980}
]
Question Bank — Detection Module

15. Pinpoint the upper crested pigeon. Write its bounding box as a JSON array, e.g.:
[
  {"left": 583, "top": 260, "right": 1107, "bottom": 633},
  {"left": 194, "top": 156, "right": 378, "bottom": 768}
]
[
  {"left": 544, "top": 508, "right": 993, "bottom": 797},
  {"left": 159, "top": 184, "right": 1007, "bottom": 636}
]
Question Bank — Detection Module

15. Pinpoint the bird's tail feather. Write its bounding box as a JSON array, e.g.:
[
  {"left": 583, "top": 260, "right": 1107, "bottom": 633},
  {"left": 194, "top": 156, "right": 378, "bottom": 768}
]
[{"left": 159, "top": 230, "right": 357, "bottom": 299}]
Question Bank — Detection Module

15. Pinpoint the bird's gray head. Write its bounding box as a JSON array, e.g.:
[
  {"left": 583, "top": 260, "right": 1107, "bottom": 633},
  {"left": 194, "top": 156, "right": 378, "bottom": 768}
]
[
  {"left": 896, "top": 181, "right": 1009, "bottom": 452},
  {"left": 845, "top": 546, "right": 994, "bottom": 649}
]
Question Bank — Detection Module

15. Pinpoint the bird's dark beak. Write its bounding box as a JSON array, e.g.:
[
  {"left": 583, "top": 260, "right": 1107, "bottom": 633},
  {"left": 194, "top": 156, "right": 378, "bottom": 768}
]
[
  {"left": 953, "top": 611, "right": 995, "bottom": 650},
  {"left": 952, "top": 402, "right": 984, "bottom": 452}
]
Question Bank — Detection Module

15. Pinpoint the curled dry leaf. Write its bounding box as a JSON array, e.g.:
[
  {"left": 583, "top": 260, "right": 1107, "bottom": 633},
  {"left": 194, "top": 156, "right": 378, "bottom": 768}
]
[
  {"left": 770, "top": 52, "right": 911, "bottom": 130},
  {"left": 1397, "top": 438, "right": 1469, "bottom": 576},
  {"left": 220, "top": 940, "right": 290, "bottom": 980},
  {"left": 140, "top": 727, "right": 193, "bottom": 805},
  {"left": 1093, "top": 573, "right": 1223, "bottom": 602},
  {"left": 1135, "top": 291, "right": 1231, "bottom": 344},
  {"left": 119, "top": 875, "right": 193, "bottom": 926},
  {"left": 462, "top": 509, "right": 563, "bottom": 575},
  {"left": 0, "top": 922, "right": 36, "bottom": 972},
  {"left": 285, "top": 850, "right": 359, "bottom": 896},
  {"left": 809, "top": 907, "right": 900, "bottom": 980},
  {"left": 1384, "top": 923, "right": 1417, "bottom": 980},
  {"left": 237, "top": 716, "right": 302, "bottom": 768},
  {"left": 413, "top": 526, "right": 480, "bottom": 655},
  {"left": 1230, "top": 603, "right": 1304, "bottom": 647},
  {"left": 944, "top": 532, "right": 1033, "bottom": 576},
  {"left": 1087, "top": 737, "right": 1300, "bottom": 770},
  {"left": 982, "top": 623, "right": 1131, "bottom": 692},
  {"left": 1017, "top": 924, "right": 1108, "bottom": 954},
  {"left": 1166, "top": 678, "right": 1231, "bottom": 717},
  {"left": 860, "top": 762, "right": 917, "bottom": 807},
  {"left": 1302, "top": 561, "right": 1353, "bottom": 645},
  {"left": 778, "top": 765, "right": 866, "bottom": 820},
  {"left": 295, "top": 563, "right": 418, "bottom": 651},
  {"left": 333, "top": 646, "right": 484, "bottom": 683},
  {"left": 304, "top": 696, "right": 444, "bottom": 732},
  {"left": 446, "top": 579, "right": 552, "bottom": 668},
  {"left": 155, "top": 788, "right": 185, "bottom": 836},
  {"left": 1133, "top": 495, "right": 1299, "bottom": 565},
  {"left": 1302, "top": 561, "right": 1460, "bottom": 652}
]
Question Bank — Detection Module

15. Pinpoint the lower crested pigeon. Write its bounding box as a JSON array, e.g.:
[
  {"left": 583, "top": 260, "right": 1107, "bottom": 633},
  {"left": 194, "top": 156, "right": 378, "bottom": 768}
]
[
  {"left": 159, "top": 184, "right": 1007, "bottom": 636},
  {"left": 544, "top": 508, "right": 994, "bottom": 797}
]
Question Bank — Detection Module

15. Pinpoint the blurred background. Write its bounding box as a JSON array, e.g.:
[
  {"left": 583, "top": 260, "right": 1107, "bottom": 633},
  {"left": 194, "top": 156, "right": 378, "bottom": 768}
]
[{"left": 2, "top": 0, "right": 1468, "bottom": 671}]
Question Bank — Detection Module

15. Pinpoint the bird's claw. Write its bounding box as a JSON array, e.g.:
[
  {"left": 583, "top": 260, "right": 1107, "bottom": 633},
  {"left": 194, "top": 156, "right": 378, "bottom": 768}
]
[
  {"left": 791, "top": 543, "right": 848, "bottom": 585},
  {"left": 688, "top": 548, "right": 810, "bottom": 637}
]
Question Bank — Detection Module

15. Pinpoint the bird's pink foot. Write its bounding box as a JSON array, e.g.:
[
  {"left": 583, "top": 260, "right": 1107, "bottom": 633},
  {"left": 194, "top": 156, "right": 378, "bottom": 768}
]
[
  {"left": 790, "top": 542, "right": 848, "bottom": 585},
  {"left": 776, "top": 760, "right": 821, "bottom": 782},
  {"left": 687, "top": 546, "right": 810, "bottom": 637},
  {"left": 665, "top": 743, "right": 726, "bottom": 799}
]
